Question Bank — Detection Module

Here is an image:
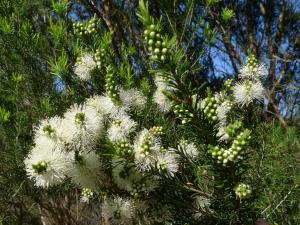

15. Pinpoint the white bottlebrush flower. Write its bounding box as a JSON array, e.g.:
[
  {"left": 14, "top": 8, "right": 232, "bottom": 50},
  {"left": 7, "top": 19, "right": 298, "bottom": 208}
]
[
  {"left": 24, "top": 137, "right": 72, "bottom": 188},
  {"left": 216, "top": 100, "right": 232, "bottom": 126},
  {"left": 86, "top": 88, "right": 146, "bottom": 117},
  {"left": 102, "top": 196, "right": 135, "bottom": 225},
  {"left": 193, "top": 196, "right": 212, "bottom": 220},
  {"left": 153, "top": 76, "right": 174, "bottom": 113},
  {"left": 67, "top": 151, "right": 102, "bottom": 189},
  {"left": 107, "top": 111, "right": 137, "bottom": 143},
  {"left": 134, "top": 129, "right": 161, "bottom": 172},
  {"left": 119, "top": 87, "right": 147, "bottom": 111},
  {"left": 86, "top": 94, "right": 122, "bottom": 117},
  {"left": 239, "top": 63, "right": 267, "bottom": 81},
  {"left": 34, "top": 116, "right": 64, "bottom": 143},
  {"left": 61, "top": 104, "right": 104, "bottom": 147},
  {"left": 112, "top": 158, "right": 141, "bottom": 192},
  {"left": 233, "top": 81, "right": 264, "bottom": 106},
  {"left": 179, "top": 140, "right": 198, "bottom": 158},
  {"left": 112, "top": 158, "right": 158, "bottom": 194},
  {"left": 156, "top": 149, "right": 179, "bottom": 177},
  {"left": 153, "top": 88, "right": 172, "bottom": 113},
  {"left": 73, "top": 53, "right": 97, "bottom": 81}
]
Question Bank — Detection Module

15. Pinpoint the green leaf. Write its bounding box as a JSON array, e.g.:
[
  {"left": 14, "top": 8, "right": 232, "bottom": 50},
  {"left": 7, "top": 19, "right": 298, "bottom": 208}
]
[
  {"left": 49, "top": 51, "right": 70, "bottom": 78},
  {"left": 221, "top": 8, "right": 235, "bottom": 22},
  {"left": 0, "top": 107, "right": 10, "bottom": 123}
]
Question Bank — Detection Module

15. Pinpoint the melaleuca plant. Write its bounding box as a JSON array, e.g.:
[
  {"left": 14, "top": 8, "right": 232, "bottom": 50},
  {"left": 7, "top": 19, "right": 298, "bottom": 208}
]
[{"left": 23, "top": 1, "right": 289, "bottom": 225}]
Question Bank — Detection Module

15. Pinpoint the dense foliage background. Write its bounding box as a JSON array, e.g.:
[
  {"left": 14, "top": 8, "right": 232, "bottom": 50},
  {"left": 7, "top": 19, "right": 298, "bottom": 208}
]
[{"left": 0, "top": 0, "right": 299, "bottom": 224}]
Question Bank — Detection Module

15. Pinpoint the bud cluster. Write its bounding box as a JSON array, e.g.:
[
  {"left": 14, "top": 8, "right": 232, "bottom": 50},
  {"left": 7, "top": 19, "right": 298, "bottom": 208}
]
[
  {"left": 139, "top": 126, "right": 163, "bottom": 158},
  {"left": 115, "top": 141, "right": 134, "bottom": 156},
  {"left": 73, "top": 17, "right": 98, "bottom": 36},
  {"left": 75, "top": 112, "right": 86, "bottom": 125},
  {"left": 202, "top": 97, "right": 218, "bottom": 121},
  {"left": 179, "top": 139, "right": 188, "bottom": 147},
  {"left": 247, "top": 54, "right": 257, "bottom": 72},
  {"left": 32, "top": 161, "right": 48, "bottom": 174},
  {"left": 42, "top": 125, "right": 56, "bottom": 138},
  {"left": 224, "top": 79, "right": 234, "bottom": 91},
  {"left": 95, "top": 48, "right": 105, "bottom": 68},
  {"left": 235, "top": 183, "right": 252, "bottom": 199},
  {"left": 81, "top": 188, "right": 94, "bottom": 199},
  {"left": 209, "top": 129, "right": 251, "bottom": 166},
  {"left": 172, "top": 103, "right": 194, "bottom": 124},
  {"left": 148, "top": 126, "right": 163, "bottom": 136},
  {"left": 105, "top": 66, "right": 121, "bottom": 105},
  {"left": 224, "top": 121, "right": 243, "bottom": 138},
  {"left": 143, "top": 25, "right": 168, "bottom": 62},
  {"left": 130, "top": 181, "right": 147, "bottom": 198}
]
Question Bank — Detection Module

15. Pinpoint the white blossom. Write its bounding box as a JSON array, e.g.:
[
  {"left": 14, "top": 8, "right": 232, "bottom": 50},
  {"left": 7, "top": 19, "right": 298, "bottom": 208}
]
[
  {"left": 67, "top": 151, "right": 102, "bottom": 189},
  {"left": 73, "top": 53, "right": 97, "bottom": 81},
  {"left": 107, "top": 111, "right": 137, "bottom": 143},
  {"left": 119, "top": 87, "right": 147, "bottom": 111},
  {"left": 153, "top": 88, "right": 172, "bottom": 112},
  {"left": 61, "top": 104, "right": 104, "bottom": 147},
  {"left": 153, "top": 76, "right": 174, "bottom": 113},
  {"left": 86, "top": 94, "right": 121, "bottom": 117},
  {"left": 112, "top": 158, "right": 158, "bottom": 194},
  {"left": 239, "top": 63, "right": 267, "bottom": 81},
  {"left": 24, "top": 137, "right": 72, "bottom": 188},
  {"left": 179, "top": 141, "right": 198, "bottom": 158},
  {"left": 102, "top": 196, "right": 135, "bottom": 225},
  {"left": 233, "top": 81, "right": 264, "bottom": 106},
  {"left": 156, "top": 149, "right": 179, "bottom": 177},
  {"left": 216, "top": 100, "right": 232, "bottom": 126},
  {"left": 133, "top": 129, "right": 161, "bottom": 172},
  {"left": 34, "top": 116, "right": 64, "bottom": 143}
]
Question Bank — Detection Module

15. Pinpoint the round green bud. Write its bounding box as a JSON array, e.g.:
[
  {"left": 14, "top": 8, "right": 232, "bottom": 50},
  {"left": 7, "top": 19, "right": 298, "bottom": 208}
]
[
  {"left": 155, "top": 41, "right": 161, "bottom": 47},
  {"left": 149, "top": 31, "right": 156, "bottom": 38},
  {"left": 148, "top": 39, "right": 154, "bottom": 45},
  {"left": 154, "top": 48, "right": 160, "bottom": 54}
]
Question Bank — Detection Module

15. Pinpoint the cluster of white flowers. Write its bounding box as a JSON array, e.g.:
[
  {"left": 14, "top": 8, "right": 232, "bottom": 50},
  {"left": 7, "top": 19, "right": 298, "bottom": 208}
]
[
  {"left": 74, "top": 53, "right": 97, "bottom": 81},
  {"left": 25, "top": 102, "right": 104, "bottom": 188},
  {"left": 25, "top": 86, "right": 147, "bottom": 189}
]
